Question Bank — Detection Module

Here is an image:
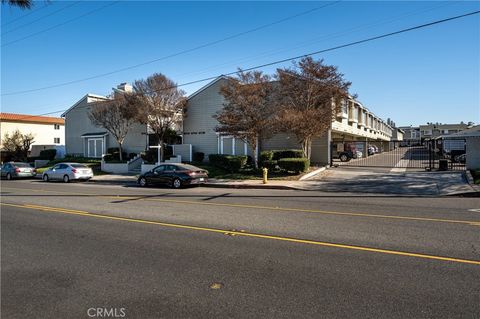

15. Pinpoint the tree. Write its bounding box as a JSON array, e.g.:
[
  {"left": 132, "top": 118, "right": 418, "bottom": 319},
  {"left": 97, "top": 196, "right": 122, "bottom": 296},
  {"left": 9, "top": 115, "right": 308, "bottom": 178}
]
[
  {"left": 130, "top": 73, "right": 187, "bottom": 162},
  {"left": 88, "top": 94, "right": 137, "bottom": 161},
  {"left": 275, "top": 57, "right": 352, "bottom": 159},
  {"left": 2, "top": 0, "right": 33, "bottom": 9},
  {"left": 1, "top": 129, "right": 35, "bottom": 161},
  {"left": 215, "top": 71, "right": 277, "bottom": 168}
]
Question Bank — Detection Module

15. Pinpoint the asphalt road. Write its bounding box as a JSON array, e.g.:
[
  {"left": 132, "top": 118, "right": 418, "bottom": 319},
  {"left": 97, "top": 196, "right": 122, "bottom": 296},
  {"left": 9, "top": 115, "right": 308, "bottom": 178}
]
[{"left": 1, "top": 179, "right": 480, "bottom": 318}]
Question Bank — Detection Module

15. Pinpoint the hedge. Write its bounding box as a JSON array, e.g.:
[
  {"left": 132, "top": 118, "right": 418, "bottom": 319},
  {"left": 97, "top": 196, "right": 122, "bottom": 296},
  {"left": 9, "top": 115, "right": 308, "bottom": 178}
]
[
  {"left": 39, "top": 149, "right": 57, "bottom": 160},
  {"left": 272, "top": 149, "right": 304, "bottom": 160},
  {"left": 278, "top": 158, "right": 310, "bottom": 173},
  {"left": 208, "top": 154, "right": 248, "bottom": 172},
  {"left": 261, "top": 160, "right": 278, "bottom": 170},
  {"left": 193, "top": 152, "right": 205, "bottom": 163},
  {"left": 259, "top": 150, "right": 274, "bottom": 162}
]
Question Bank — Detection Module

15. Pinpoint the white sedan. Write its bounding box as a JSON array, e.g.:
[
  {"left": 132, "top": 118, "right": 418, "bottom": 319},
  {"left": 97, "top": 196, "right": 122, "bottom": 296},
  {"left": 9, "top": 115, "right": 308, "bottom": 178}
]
[{"left": 42, "top": 163, "right": 93, "bottom": 183}]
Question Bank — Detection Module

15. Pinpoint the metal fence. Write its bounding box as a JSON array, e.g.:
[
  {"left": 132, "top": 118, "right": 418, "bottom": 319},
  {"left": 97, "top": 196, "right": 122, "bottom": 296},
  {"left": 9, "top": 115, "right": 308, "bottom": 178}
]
[{"left": 330, "top": 139, "right": 466, "bottom": 171}]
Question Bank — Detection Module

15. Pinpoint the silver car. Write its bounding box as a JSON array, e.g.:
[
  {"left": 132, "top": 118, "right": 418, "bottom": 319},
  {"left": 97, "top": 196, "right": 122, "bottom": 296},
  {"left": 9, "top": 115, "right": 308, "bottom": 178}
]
[
  {"left": 1, "top": 162, "right": 36, "bottom": 180},
  {"left": 42, "top": 163, "right": 93, "bottom": 183}
]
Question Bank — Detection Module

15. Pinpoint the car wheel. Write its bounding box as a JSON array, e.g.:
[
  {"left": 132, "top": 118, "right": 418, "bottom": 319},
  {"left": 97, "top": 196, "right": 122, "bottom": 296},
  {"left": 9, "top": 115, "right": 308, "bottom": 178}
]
[
  {"left": 138, "top": 177, "right": 148, "bottom": 187},
  {"left": 6, "top": 173, "right": 12, "bottom": 180},
  {"left": 339, "top": 154, "right": 349, "bottom": 162},
  {"left": 63, "top": 175, "right": 70, "bottom": 183},
  {"left": 171, "top": 178, "right": 182, "bottom": 189},
  {"left": 43, "top": 174, "right": 49, "bottom": 182}
]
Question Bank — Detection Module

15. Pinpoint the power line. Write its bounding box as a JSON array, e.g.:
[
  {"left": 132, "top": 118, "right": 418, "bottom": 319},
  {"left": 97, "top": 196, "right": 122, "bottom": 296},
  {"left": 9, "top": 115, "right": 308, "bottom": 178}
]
[
  {"left": 2, "top": 1, "right": 82, "bottom": 36},
  {"left": 3, "top": 8, "right": 479, "bottom": 118},
  {"left": 1, "top": 3, "right": 50, "bottom": 27},
  {"left": 1, "top": 1, "right": 119, "bottom": 47},
  {"left": 1, "top": 1, "right": 340, "bottom": 96}
]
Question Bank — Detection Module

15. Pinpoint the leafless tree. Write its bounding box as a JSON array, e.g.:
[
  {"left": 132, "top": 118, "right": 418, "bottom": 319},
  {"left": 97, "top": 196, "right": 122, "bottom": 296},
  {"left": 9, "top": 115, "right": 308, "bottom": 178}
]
[
  {"left": 88, "top": 95, "right": 137, "bottom": 161},
  {"left": 275, "top": 57, "right": 352, "bottom": 159},
  {"left": 2, "top": 129, "right": 35, "bottom": 160},
  {"left": 215, "top": 71, "right": 277, "bottom": 168},
  {"left": 130, "top": 73, "right": 187, "bottom": 162}
]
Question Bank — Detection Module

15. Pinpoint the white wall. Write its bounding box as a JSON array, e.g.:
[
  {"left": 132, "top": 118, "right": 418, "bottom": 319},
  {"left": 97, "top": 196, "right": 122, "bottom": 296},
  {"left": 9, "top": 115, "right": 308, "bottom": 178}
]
[{"left": 0, "top": 121, "right": 65, "bottom": 149}]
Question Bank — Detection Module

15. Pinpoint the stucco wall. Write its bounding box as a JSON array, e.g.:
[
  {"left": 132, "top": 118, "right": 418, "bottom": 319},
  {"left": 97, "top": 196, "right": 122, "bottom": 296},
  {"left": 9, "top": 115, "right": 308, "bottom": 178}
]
[
  {"left": 466, "top": 137, "right": 480, "bottom": 170},
  {"left": 0, "top": 121, "right": 64, "bottom": 149}
]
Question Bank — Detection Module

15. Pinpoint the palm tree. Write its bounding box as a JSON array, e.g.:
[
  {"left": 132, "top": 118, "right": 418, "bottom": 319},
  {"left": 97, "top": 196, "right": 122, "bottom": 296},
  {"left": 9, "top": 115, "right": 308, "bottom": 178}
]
[{"left": 2, "top": 0, "right": 33, "bottom": 9}]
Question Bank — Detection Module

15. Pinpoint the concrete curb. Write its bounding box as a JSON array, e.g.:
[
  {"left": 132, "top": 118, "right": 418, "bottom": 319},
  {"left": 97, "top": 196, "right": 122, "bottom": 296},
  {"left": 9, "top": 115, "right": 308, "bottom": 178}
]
[
  {"left": 299, "top": 167, "right": 327, "bottom": 181},
  {"left": 204, "top": 183, "right": 293, "bottom": 190}
]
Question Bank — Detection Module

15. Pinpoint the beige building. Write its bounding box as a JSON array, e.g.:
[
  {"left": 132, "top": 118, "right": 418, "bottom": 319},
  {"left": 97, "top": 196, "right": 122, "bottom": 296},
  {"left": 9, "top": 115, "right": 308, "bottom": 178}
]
[
  {"left": 62, "top": 83, "right": 148, "bottom": 158},
  {"left": 419, "top": 123, "right": 471, "bottom": 139},
  {"left": 183, "top": 76, "right": 395, "bottom": 165},
  {"left": 0, "top": 112, "right": 65, "bottom": 156}
]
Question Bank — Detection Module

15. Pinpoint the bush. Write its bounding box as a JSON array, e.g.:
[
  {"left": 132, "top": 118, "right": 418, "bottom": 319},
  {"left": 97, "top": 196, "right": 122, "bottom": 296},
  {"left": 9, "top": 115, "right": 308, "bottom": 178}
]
[
  {"left": 193, "top": 152, "right": 205, "bottom": 163},
  {"left": 272, "top": 149, "right": 304, "bottom": 160},
  {"left": 261, "top": 160, "right": 278, "bottom": 170},
  {"left": 129, "top": 153, "right": 137, "bottom": 160},
  {"left": 39, "top": 149, "right": 57, "bottom": 160},
  {"left": 278, "top": 158, "right": 310, "bottom": 173},
  {"left": 260, "top": 150, "right": 274, "bottom": 162},
  {"left": 208, "top": 154, "right": 248, "bottom": 172}
]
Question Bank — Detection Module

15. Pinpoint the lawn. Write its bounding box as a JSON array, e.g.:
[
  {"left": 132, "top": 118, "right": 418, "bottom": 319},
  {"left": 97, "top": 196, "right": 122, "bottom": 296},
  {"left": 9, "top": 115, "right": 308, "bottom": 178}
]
[{"left": 194, "top": 163, "right": 311, "bottom": 180}]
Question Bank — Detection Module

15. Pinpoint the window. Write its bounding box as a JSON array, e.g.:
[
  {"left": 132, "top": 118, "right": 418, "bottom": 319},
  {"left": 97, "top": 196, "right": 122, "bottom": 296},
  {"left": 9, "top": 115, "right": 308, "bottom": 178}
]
[
  {"left": 54, "top": 124, "right": 60, "bottom": 130},
  {"left": 54, "top": 137, "right": 60, "bottom": 144}
]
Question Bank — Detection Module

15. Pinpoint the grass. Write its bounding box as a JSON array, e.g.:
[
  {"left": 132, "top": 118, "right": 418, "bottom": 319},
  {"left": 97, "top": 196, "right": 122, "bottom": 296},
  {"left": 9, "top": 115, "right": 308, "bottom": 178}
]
[{"left": 193, "top": 163, "right": 306, "bottom": 180}]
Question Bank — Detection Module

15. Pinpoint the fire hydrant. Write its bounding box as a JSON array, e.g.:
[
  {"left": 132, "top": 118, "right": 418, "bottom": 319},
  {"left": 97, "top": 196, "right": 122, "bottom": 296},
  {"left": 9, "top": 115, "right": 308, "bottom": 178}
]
[{"left": 262, "top": 167, "right": 268, "bottom": 184}]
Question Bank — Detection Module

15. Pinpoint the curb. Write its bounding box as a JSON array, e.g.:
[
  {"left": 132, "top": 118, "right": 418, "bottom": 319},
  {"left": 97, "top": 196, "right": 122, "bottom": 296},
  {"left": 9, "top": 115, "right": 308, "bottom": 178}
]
[
  {"left": 299, "top": 166, "right": 327, "bottom": 181},
  {"left": 204, "top": 183, "right": 293, "bottom": 190}
]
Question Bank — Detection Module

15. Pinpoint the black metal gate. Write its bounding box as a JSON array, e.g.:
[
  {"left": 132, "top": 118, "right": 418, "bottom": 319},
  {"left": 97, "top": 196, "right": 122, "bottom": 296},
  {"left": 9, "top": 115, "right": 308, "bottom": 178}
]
[{"left": 330, "top": 138, "right": 466, "bottom": 171}]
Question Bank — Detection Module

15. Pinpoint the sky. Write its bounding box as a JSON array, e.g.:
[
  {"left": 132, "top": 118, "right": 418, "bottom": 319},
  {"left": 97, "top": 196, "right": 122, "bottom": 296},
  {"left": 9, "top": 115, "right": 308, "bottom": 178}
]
[{"left": 1, "top": 1, "right": 479, "bottom": 127}]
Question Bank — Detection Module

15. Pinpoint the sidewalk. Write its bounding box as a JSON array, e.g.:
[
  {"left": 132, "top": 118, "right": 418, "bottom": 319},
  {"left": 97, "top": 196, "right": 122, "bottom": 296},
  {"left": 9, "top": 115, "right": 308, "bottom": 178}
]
[{"left": 86, "top": 170, "right": 479, "bottom": 196}]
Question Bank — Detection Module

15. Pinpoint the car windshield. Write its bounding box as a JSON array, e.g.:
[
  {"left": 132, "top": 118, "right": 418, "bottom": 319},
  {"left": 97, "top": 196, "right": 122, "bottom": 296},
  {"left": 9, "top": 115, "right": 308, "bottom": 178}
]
[
  {"left": 71, "top": 164, "right": 88, "bottom": 168},
  {"left": 14, "top": 163, "right": 31, "bottom": 167}
]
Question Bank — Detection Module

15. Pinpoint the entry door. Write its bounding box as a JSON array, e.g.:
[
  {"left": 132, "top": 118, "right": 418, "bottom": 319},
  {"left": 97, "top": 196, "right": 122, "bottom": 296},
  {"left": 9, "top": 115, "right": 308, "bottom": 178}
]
[{"left": 88, "top": 138, "right": 103, "bottom": 158}]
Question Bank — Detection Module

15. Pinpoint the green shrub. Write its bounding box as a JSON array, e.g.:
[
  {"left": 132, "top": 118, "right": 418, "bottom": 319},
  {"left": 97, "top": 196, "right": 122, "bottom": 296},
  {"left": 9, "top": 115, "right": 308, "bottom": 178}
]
[
  {"left": 278, "top": 158, "right": 310, "bottom": 173},
  {"left": 260, "top": 150, "right": 273, "bottom": 162},
  {"left": 272, "top": 149, "right": 304, "bottom": 160},
  {"left": 208, "top": 154, "right": 248, "bottom": 172},
  {"left": 129, "top": 153, "right": 137, "bottom": 160},
  {"left": 193, "top": 152, "right": 205, "bottom": 163},
  {"left": 39, "top": 149, "right": 57, "bottom": 160},
  {"left": 261, "top": 160, "right": 278, "bottom": 170}
]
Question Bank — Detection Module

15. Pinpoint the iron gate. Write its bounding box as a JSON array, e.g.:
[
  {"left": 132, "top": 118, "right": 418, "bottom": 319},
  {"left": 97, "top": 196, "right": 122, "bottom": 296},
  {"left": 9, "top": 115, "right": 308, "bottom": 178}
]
[{"left": 330, "top": 139, "right": 466, "bottom": 171}]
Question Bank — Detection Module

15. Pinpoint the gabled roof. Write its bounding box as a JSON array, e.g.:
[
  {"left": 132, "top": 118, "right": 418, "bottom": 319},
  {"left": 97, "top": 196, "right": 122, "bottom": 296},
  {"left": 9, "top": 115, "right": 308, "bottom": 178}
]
[
  {"left": 61, "top": 93, "right": 110, "bottom": 117},
  {"left": 187, "top": 76, "right": 228, "bottom": 101},
  {"left": 0, "top": 112, "right": 64, "bottom": 125}
]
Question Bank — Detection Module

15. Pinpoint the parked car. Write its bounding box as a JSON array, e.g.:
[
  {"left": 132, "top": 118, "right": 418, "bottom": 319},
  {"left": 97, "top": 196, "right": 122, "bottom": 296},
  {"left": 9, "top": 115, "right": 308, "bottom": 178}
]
[
  {"left": 42, "top": 163, "right": 93, "bottom": 183},
  {"left": 367, "top": 146, "right": 376, "bottom": 156},
  {"left": 138, "top": 163, "right": 208, "bottom": 188},
  {"left": 0, "top": 162, "right": 36, "bottom": 180},
  {"left": 453, "top": 154, "right": 466, "bottom": 164},
  {"left": 335, "top": 143, "right": 358, "bottom": 162}
]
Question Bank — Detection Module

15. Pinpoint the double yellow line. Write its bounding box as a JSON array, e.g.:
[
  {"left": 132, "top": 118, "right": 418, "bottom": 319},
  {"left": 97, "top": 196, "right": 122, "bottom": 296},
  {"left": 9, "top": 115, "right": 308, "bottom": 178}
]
[
  {"left": 3, "top": 186, "right": 480, "bottom": 227},
  {"left": 2, "top": 202, "right": 479, "bottom": 266}
]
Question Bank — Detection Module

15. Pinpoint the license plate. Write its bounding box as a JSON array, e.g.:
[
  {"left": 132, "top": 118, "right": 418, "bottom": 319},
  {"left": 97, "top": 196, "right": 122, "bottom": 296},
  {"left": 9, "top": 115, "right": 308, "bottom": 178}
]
[{"left": 199, "top": 178, "right": 204, "bottom": 181}]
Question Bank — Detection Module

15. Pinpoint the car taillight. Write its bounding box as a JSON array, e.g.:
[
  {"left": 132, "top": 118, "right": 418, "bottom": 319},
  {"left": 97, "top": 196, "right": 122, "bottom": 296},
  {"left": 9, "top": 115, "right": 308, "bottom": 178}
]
[
  {"left": 15, "top": 168, "right": 20, "bottom": 172},
  {"left": 71, "top": 168, "right": 77, "bottom": 173},
  {"left": 187, "top": 171, "right": 196, "bottom": 176}
]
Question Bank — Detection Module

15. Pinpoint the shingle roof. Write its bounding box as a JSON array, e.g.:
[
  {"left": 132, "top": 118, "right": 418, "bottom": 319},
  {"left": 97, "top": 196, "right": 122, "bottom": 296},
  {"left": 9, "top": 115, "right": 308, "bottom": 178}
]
[{"left": 0, "top": 112, "right": 64, "bottom": 125}]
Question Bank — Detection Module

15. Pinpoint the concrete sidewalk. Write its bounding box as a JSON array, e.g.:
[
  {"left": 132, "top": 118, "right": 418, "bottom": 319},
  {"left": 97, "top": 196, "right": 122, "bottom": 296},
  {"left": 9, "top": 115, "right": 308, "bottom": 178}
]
[{"left": 84, "top": 169, "right": 478, "bottom": 196}]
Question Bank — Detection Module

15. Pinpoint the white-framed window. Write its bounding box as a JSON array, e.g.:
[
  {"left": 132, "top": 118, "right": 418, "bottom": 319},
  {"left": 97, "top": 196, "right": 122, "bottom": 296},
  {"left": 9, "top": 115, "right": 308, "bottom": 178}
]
[
  {"left": 443, "top": 129, "right": 449, "bottom": 134},
  {"left": 54, "top": 124, "right": 60, "bottom": 130},
  {"left": 54, "top": 137, "right": 60, "bottom": 144}
]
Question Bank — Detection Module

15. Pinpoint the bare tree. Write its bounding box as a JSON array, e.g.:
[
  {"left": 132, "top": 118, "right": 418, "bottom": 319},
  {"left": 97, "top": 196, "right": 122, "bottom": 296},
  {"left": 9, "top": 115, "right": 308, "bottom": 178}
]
[
  {"left": 2, "top": 0, "right": 33, "bottom": 9},
  {"left": 2, "top": 129, "right": 35, "bottom": 160},
  {"left": 275, "top": 57, "right": 352, "bottom": 159},
  {"left": 130, "top": 73, "right": 187, "bottom": 162},
  {"left": 88, "top": 95, "right": 137, "bottom": 161},
  {"left": 215, "top": 71, "right": 277, "bottom": 168}
]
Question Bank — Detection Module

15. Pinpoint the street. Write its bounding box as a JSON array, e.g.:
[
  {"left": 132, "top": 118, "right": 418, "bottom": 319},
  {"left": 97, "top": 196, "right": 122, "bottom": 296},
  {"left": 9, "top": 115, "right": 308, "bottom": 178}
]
[{"left": 1, "top": 180, "right": 479, "bottom": 318}]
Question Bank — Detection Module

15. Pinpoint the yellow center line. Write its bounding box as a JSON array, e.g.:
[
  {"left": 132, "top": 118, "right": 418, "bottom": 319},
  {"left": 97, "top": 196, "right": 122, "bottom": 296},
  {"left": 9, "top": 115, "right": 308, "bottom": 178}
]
[
  {"left": 2, "top": 202, "right": 479, "bottom": 266},
  {"left": 2, "top": 186, "right": 480, "bottom": 226}
]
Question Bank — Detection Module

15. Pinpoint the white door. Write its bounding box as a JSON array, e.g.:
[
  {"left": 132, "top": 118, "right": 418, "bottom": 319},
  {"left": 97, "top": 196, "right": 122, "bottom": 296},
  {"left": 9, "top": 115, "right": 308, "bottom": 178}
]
[{"left": 87, "top": 138, "right": 103, "bottom": 158}]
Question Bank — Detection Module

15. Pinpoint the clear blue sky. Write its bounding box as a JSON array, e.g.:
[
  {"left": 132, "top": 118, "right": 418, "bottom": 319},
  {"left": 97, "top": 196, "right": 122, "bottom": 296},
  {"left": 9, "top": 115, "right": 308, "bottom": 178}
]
[{"left": 1, "top": 1, "right": 479, "bottom": 127}]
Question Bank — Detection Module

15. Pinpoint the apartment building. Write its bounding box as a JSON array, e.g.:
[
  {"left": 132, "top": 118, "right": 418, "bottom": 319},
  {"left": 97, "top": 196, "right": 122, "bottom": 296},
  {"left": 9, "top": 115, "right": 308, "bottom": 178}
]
[{"left": 419, "top": 123, "right": 471, "bottom": 139}]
